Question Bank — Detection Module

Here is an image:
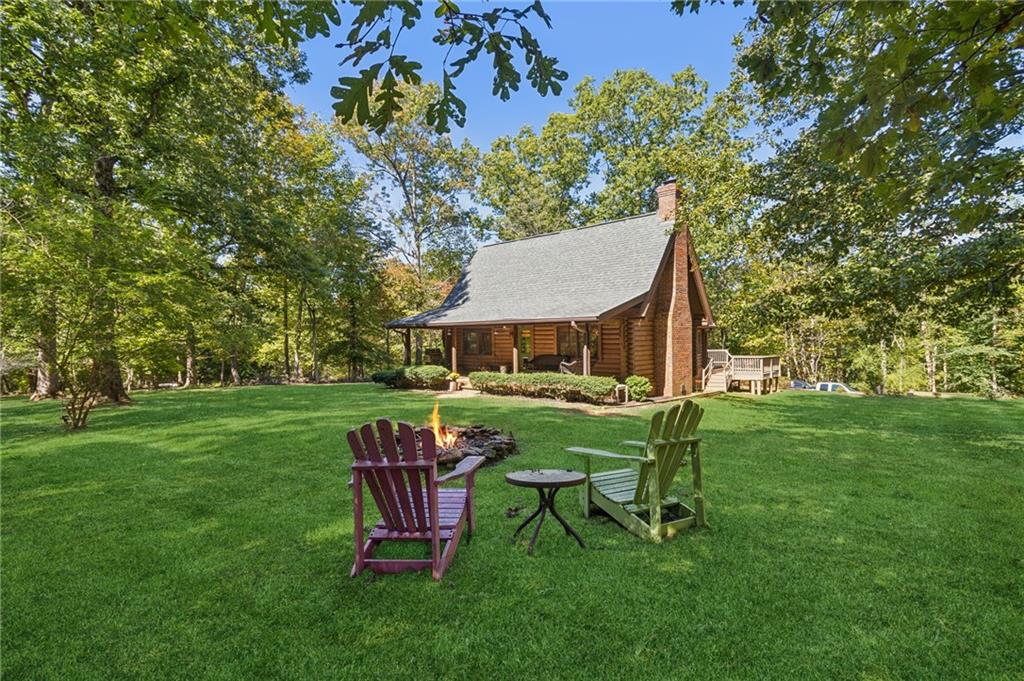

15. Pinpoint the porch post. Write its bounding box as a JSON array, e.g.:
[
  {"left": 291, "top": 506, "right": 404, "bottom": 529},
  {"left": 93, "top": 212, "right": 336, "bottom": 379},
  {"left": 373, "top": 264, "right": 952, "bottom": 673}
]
[
  {"left": 582, "top": 322, "right": 591, "bottom": 376},
  {"left": 450, "top": 329, "right": 458, "bottom": 374},
  {"left": 403, "top": 329, "right": 411, "bottom": 366},
  {"left": 512, "top": 325, "right": 520, "bottom": 373}
]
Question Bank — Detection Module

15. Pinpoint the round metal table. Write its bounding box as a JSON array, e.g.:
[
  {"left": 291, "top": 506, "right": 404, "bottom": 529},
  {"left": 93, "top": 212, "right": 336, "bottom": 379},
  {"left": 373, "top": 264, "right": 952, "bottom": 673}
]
[{"left": 505, "top": 469, "right": 586, "bottom": 555}]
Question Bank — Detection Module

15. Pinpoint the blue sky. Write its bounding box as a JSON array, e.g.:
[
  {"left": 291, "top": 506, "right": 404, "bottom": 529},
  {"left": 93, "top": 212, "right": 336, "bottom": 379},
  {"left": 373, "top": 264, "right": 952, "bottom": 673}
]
[{"left": 288, "top": 1, "right": 754, "bottom": 149}]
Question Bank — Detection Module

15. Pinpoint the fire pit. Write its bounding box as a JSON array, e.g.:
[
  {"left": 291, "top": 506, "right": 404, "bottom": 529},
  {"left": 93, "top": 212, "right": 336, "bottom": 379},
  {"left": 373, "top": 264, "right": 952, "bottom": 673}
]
[{"left": 428, "top": 401, "right": 518, "bottom": 466}]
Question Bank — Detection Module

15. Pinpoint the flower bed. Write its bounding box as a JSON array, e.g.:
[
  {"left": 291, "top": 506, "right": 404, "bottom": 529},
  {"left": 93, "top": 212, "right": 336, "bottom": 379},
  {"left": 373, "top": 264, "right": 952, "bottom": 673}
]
[{"left": 468, "top": 371, "right": 618, "bottom": 404}]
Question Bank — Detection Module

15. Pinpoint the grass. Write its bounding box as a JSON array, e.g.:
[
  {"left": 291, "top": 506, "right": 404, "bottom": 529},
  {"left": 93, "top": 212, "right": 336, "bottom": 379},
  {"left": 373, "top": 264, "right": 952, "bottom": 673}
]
[{"left": 2, "top": 385, "right": 1022, "bottom": 680}]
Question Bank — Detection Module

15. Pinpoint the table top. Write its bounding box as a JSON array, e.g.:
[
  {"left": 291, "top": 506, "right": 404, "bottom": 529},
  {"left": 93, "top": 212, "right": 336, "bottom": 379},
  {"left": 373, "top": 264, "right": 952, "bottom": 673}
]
[{"left": 505, "top": 469, "right": 586, "bottom": 489}]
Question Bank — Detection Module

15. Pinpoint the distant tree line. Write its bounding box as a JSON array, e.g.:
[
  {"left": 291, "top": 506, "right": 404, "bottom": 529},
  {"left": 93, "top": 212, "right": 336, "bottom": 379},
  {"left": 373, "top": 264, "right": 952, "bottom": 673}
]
[
  {"left": 1, "top": 2, "right": 490, "bottom": 428},
  {"left": 2, "top": 1, "right": 1020, "bottom": 431},
  {"left": 1, "top": 3, "right": 393, "bottom": 422}
]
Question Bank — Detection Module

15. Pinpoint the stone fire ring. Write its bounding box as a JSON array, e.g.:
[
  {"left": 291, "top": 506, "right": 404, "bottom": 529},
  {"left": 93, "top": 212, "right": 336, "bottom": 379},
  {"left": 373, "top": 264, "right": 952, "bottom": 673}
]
[{"left": 420, "top": 425, "right": 518, "bottom": 466}]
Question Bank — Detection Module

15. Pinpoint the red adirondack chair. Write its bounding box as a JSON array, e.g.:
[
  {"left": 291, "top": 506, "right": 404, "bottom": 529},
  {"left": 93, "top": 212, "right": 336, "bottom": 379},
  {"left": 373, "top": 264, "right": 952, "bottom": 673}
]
[{"left": 347, "top": 419, "right": 485, "bottom": 580}]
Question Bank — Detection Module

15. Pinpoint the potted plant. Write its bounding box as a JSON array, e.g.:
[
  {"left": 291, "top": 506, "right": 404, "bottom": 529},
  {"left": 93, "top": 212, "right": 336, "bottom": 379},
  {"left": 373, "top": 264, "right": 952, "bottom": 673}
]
[{"left": 447, "top": 372, "right": 461, "bottom": 392}]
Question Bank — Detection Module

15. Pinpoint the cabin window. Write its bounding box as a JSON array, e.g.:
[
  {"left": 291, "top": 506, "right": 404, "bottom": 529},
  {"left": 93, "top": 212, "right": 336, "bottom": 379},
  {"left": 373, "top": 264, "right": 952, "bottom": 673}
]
[
  {"left": 461, "top": 328, "right": 492, "bottom": 356},
  {"left": 557, "top": 326, "right": 599, "bottom": 361}
]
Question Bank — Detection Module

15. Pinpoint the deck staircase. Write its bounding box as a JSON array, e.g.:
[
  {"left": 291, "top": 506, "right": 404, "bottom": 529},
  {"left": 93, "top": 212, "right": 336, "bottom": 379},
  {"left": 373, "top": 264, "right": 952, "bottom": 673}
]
[
  {"left": 704, "top": 366, "right": 730, "bottom": 392},
  {"left": 702, "top": 349, "right": 732, "bottom": 393}
]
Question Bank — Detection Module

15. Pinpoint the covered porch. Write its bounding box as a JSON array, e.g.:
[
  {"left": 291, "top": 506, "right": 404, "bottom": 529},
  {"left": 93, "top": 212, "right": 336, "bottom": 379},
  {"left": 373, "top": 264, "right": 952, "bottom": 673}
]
[{"left": 392, "top": 320, "right": 622, "bottom": 378}]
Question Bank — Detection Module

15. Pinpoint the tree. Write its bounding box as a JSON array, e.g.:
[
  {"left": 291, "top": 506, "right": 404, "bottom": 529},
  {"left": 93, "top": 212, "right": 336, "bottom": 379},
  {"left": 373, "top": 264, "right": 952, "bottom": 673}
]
[
  {"left": 1, "top": 0, "right": 310, "bottom": 401},
  {"left": 334, "top": 83, "right": 480, "bottom": 362},
  {"left": 2, "top": 2, "right": 393, "bottom": 406},
  {"left": 477, "top": 113, "right": 587, "bottom": 240},
  {"left": 681, "top": 0, "right": 1024, "bottom": 300},
  {"left": 213, "top": 0, "right": 565, "bottom": 133},
  {"left": 480, "top": 69, "right": 753, "bottom": 239},
  {"left": 285, "top": 119, "right": 390, "bottom": 382},
  {"left": 679, "top": 1, "right": 1023, "bottom": 179},
  {"left": 325, "top": 1, "right": 566, "bottom": 133}
]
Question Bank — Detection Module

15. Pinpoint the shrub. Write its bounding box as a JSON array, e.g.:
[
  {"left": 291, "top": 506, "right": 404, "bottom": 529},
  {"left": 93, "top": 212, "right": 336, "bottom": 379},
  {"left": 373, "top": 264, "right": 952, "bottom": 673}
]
[
  {"left": 371, "top": 365, "right": 449, "bottom": 390},
  {"left": 469, "top": 371, "right": 618, "bottom": 404},
  {"left": 624, "top": 375, "right": 653, "bottom": 402},
  {"left": 371, "top": 369, "right": 401, "bottom": 386},
  {"left": 403, "top": 365, "right": 449, "bottom": 390}
]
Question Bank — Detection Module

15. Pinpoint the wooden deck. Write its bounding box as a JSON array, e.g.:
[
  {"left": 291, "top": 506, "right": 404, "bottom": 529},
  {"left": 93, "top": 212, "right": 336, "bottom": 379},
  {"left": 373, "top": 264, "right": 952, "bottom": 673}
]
[{"left": 702, "top": 349, "right": 782, "bottom": 395}]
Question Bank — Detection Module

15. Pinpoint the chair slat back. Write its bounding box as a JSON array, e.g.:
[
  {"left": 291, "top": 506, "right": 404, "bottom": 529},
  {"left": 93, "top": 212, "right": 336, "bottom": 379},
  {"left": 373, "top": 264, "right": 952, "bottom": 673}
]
[
  {"left": 348, "top": 419, "right": 436, "bottom": 533},
  {"left": 632, "top": 401, "right": 704, "bottom": 505},
  {"left": 657, "top": 400, "right": 702, "bottom": 496},
  {"left": 633, "top": 407, "right": 668, "bottom": 503},
  {"left": 398, "top": 422, "right": 429, "bottom": 532}
]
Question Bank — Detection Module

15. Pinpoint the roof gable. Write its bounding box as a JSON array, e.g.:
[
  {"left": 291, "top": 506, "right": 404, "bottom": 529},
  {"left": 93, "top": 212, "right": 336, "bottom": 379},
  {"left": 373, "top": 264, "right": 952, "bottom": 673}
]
[{"left": 389, "top": 213, "right": 686, "bottom": 328}]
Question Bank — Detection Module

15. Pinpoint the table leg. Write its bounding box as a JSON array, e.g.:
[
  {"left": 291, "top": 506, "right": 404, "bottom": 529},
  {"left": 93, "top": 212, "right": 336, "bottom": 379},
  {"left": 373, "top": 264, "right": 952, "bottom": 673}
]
[
  {"left": 511, "top": 486, "right": 586, "bottom": 555},
  {"left": 527, "top": 488, "right": 550, "bottom": 555},
  {"left": 547, "top": 488, "right": 586, "bottom": 549},
  {"left": 512, "top": 489, "right": 546, "bottom": 541}
]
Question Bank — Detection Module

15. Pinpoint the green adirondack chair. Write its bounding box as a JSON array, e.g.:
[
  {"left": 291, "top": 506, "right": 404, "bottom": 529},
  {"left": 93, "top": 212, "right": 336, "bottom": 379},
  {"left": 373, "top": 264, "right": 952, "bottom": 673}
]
[{"left": 566, "top": 400, "right": 706, "bottom": 542}]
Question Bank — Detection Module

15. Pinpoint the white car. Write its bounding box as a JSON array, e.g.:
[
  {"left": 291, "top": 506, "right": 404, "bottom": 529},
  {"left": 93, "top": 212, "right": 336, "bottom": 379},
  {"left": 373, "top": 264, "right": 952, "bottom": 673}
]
[{"left": 815, "top": 381, "right": 864, "bottom": 395}]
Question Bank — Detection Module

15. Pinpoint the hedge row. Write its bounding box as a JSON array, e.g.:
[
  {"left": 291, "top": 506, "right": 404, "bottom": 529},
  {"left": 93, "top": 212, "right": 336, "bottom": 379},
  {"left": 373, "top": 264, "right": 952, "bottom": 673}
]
[
  {"left": 468, "top": 371, "right": 618, "bottom": 404},
  {"left": 371, "top": 365, "right": 450, "bottom": 390}
]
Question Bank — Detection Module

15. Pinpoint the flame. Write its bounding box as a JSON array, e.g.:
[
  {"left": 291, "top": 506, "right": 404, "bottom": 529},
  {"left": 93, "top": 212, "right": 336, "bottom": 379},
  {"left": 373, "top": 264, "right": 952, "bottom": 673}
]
[{"left": 430, "top": 400, "right": 458, "bottom": 448}]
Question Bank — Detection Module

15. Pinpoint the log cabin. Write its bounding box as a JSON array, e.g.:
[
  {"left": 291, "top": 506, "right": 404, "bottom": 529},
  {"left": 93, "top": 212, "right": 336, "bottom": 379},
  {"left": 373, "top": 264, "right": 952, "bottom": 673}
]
[{"left": 387, "top": 180, "right": 715, "bottom": 397}]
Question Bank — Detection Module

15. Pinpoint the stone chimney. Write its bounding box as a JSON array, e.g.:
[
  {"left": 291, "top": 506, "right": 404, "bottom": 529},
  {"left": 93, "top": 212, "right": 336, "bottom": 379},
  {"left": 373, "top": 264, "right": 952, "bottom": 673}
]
[{"left": 656, "top": 179, "right": 678, "bottom": 222}]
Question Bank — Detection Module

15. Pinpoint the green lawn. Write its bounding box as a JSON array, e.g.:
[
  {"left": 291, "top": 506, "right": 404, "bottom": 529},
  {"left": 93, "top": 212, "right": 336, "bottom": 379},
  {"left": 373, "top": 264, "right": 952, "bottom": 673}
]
[{"left": 2, "top": 386, "right": 1022, "bottom": 680}]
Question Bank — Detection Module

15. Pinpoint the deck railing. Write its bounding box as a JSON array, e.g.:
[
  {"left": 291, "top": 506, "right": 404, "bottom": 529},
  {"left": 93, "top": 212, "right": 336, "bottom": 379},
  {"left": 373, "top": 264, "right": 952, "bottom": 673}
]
[
  {"left": 707, "top": 349, "right": 731, "bottom": 366},
  {"left": 702, "top": 349, "right": 782, "bottom": 392},
  {"left": 731, "top": 355, "right": 781, "bottom": 379}
]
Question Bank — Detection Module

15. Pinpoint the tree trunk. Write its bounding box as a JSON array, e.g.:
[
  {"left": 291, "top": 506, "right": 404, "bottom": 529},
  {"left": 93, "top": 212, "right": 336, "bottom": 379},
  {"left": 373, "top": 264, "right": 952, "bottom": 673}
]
[
  {"left": 347, "top": 296, "right": 360, "bottom": 381},
  {"left": 90, "top": 154, "right": 130, "bottom": 403},
  {"left": 184, "top": 323, "right": 197, "bottom": 387},
  {"left": 893, "top": 334, "right": 906, "bottom": 394},
  {"left": 922, "top": 320, "right": 936, "bottom": 395},
  {"left": 283, "top": 281, "right": 291, "bottom": 382},
  {"left": 307, "top": 300, "right": 319, "bottom": 383},
  {"left": 31, "top": 306, "right": 61, "bottom": 400},
  {"left": 292, "top": 285, "right": 304, "bottom": 380},
  {"left": 220, "top": 359, "right": 226, "bottom": 387},
  {"left": 925, "top": 345, "right": 936, "bottom": 394},
  {"left": 414, "top": 332, "right": 423, "bottom": 366},
  {"left": 879, "top": 338, "right": 888, "bottom": 395},
  {"left": 989, "top": 310, "right": 999, "bottom": 396},
  {"left": 230, "top": 351, "right": 241, "bottom": 386}
]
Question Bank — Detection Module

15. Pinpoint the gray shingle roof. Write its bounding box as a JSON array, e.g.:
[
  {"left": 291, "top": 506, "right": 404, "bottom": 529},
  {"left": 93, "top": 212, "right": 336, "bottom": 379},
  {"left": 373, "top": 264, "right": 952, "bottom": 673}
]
[{"left": 388, "top": 212, "right": 674, "bottom": 328}]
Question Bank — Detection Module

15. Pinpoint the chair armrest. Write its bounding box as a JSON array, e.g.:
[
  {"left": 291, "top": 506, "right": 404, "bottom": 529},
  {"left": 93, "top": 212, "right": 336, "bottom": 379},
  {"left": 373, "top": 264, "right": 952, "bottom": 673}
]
[
  {"left": 619, "top": 440, "right": 648, "bottom": 451},
  {"left": 650, "top": 437, "right": 702, "bottom": 446},
  {"left": 566, "top": 447, "right": 651, "bottom": 463},
  {"left": 436, "top": 455, "right": 486, "bottom": 485}
]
